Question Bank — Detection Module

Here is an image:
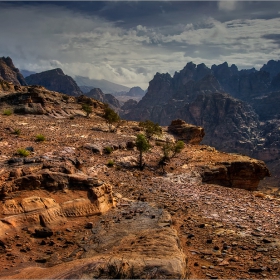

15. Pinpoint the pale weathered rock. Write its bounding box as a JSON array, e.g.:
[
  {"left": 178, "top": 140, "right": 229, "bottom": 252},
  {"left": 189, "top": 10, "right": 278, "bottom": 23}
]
[{"left": 168, "top": 119, "right": 205, "bottom": 144}]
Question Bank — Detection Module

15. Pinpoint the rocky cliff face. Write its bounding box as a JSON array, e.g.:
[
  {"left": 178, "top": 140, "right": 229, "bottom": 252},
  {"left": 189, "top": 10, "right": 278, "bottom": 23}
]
[
  {"left": 123, "top": 60, "right": 280, "bottom": 162},
  {"left": 124, "top": 73, "right": 260, "bottom": 155},
  {"left": 25, "top": 68, "right": 83, "bottom": 96},
  {"left": 0, "top": 57, "right": 26, "bottom": 86}
]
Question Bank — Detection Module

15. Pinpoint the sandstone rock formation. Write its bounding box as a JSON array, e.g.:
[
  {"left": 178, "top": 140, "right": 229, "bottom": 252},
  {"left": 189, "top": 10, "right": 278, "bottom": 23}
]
[
  {"left": 25, "top": 68, "right": 83, "bottom": 96},
  {"left": 0, "top": 57, "right": 26, "bottom": 86},
  {"left": 168, "top": 119, "right": 205, "bottom": 144},
  {"left": 200, "top": 157, "right": 270, "bottom": 191}
]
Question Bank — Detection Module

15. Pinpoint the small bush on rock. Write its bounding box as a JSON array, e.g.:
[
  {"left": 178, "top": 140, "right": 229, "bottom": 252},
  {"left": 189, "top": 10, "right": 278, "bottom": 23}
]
[
  {"left": 3, "top": 109, "right": 12, "bottom": 116},
  {"left": 107, "top": 160, "right": 115, "bottom": 167},
  {"left": 36, "top": 134, "right": 46, "bottom": 142},
  {"left": 12, "top": 129, "right": 21, "bottom": 135},
  {"left": 104, "top": 146, "right": 113, "bottom": 154},
  {"left": 17, "top": 148, "right": 30, "bottom": 157}
]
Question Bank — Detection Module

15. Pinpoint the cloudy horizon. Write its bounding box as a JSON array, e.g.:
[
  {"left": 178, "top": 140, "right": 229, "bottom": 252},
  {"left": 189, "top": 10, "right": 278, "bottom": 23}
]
[{"left": 1, "top": 1, "right": 280, "bottom": 89}]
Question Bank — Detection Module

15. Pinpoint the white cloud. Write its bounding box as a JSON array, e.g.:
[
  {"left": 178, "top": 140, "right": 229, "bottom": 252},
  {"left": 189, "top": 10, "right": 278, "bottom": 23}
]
[
  {"left": 218, "top": 1, "right": 238, "bottom": 12},
  {"left": 0, "top": 3, "right": 279, "bottom": 90}
]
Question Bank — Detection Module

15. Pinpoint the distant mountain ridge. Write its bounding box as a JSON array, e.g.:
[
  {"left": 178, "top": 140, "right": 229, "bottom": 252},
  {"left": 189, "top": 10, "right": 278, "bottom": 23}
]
[
  {"left": 74, "top": 75, "right": 130, "bottom": 94},
  {"left": 122, "top": 60, "right": 280, "bottom": 168},
  {"left": 25, "top": 68, "right": 83, "bottom": 96}
]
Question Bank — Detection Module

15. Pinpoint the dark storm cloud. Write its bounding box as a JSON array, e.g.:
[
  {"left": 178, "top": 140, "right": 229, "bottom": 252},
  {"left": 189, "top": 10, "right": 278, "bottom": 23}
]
[
  {"left": 0, "top": 1, "right": 280, "bottom": 88},
  {"left": 262, "top": 34, "right": 280, "bottom": 47}
]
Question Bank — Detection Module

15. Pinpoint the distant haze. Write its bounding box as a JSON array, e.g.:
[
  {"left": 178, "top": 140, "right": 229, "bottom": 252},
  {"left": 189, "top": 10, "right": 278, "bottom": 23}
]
[{"left": 1, "top": 1, "right": 280, "bottom": 89}]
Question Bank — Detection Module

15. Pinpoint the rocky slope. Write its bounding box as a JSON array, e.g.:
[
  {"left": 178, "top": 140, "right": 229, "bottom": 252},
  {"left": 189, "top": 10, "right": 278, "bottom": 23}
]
[
  {"left": 25, "top": 68, "right": 83, "bottom": 97},
  {"left": 0, "top": 57, "right": 26, "bottom": 86},
  {"left": 0, "top": 83, "right": 278, "bottom": 279}
]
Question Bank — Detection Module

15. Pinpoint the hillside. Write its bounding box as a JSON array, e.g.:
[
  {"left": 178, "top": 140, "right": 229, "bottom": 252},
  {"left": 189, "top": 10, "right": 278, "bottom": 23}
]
[
  {"left": 25, "top": 68, "right": 83, "bottom": 97},
  {"left": 0, "top": 82, "right": 279, "bottom": 279}
]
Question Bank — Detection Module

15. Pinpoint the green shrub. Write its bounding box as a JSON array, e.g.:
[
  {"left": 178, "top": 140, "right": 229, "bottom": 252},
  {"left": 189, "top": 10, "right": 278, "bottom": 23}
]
[
  {"left": 36, "top": 134, "right": 46, "bottom": 142},
  {"left": 12, "top": 129, "right": 21, "bottom": 135},
  {"left": 103, "top": 105, "right": 120, "bottom": 132},
  {"left": 139, "top": 120, "right": 162, "bottom": 140},
  {"left": 82, "top": 103, "right": 93, "bottom": 117},
  {"left": 3, "top": 109, "right": 12, "bottom": 116},
  {"left": 17, "top": 148, "right": 29, "bottom": 157},
  {"left": 107, "top": 160, "right": 114, "bottom": 167},
  {"left": 104, "top": 146, "right": 113, "bottom": 154}
]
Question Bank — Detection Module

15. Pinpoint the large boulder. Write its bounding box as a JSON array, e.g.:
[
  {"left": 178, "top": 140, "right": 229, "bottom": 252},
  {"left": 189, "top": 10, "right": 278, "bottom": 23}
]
[{"left": 168, "top": 119, "right": 204, "bottom": 144}]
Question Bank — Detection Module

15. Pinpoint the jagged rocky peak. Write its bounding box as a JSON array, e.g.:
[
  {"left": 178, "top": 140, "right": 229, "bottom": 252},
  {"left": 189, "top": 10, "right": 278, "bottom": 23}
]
[
  {"left": 211, "top": 62, "right": 239, "bottom": 77},
  {"left": 260, "top": 59, "right": 280, "bottom": 79},
  {"left": 87, "top": 87, "right": 104, "bottom": 100},
  {"left": 25, "top": 68, "right": 83, "bottom": 96},
  {"left": 0, "top": 56, "right": 27, "bottom": 86},
  {"left": 174, "top": 62, "right": 212, "bottom": 86}
]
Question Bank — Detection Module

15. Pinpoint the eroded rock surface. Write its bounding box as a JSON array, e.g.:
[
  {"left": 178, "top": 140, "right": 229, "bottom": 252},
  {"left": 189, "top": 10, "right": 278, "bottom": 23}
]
[{"left": 168, "top": 119, "right": 205, "bottom": 144}]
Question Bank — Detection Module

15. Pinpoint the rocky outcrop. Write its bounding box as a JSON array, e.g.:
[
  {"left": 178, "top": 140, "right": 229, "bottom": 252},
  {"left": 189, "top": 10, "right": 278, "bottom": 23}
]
[
  {"left": 200, "top": 157, "right": 270, "bottom": 191},
  {"left": 168, "top": 119, "right": 205, "bottom": 144},
  {"left": 0, "top": 85, "right": 103, "bottom": 117},
  {"left": 2, "top": 201, "right": 186, "bottom": 279},
  {"left": 0, "top": 157, "right": 115, "bottom": 230},
  {"left": 0, "top": 57, "right": 27, "bottom": 86},
  {"left": 25, "top": 68, "right": 83, "bottom": 97},
  {"left": 86, "top": 88, "right": 121, "bottom": 112}
]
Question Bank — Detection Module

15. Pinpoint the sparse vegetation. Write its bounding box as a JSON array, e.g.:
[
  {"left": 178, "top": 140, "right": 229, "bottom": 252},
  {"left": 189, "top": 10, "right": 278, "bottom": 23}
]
[
  {"left": 36, "top": 134, "right": 46, "bottom": 142},
  {"left": 139, "top": 120, "right": 162, "bottom": 140},
  {"left": 104, "top": 146, "right": 113, "bottom": 154},
  {"left": 107, "top": 159, "right": 115, "bottom": 167},
  {"left": 103, "top": 105, "right": 121, "bottom": 132},
  {"left": 82, "top": 103, "right": 93, "bottom": 118},
  {"left": 135, "top": 134, "right": 151, "bottom": 170},
  {"left": 12, "top": 128, "right": 21, "bottom": 135},
  {"left": 3, "top": 109, "right": 12, "bottom": 116},
  {"left": 16, "top": 148, "right": 30, "bottom": 157},
  {"left": 158, "top": 140, "right": 185, "bottom": 173},
  {"left": 98, "top": 259, "right": 136, "bottom": 279}
]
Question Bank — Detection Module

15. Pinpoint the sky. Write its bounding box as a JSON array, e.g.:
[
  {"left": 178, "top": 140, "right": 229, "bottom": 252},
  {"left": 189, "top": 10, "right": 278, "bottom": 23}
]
[{"left": 1, "top": 1, "right": 280, "bottom": 89}]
